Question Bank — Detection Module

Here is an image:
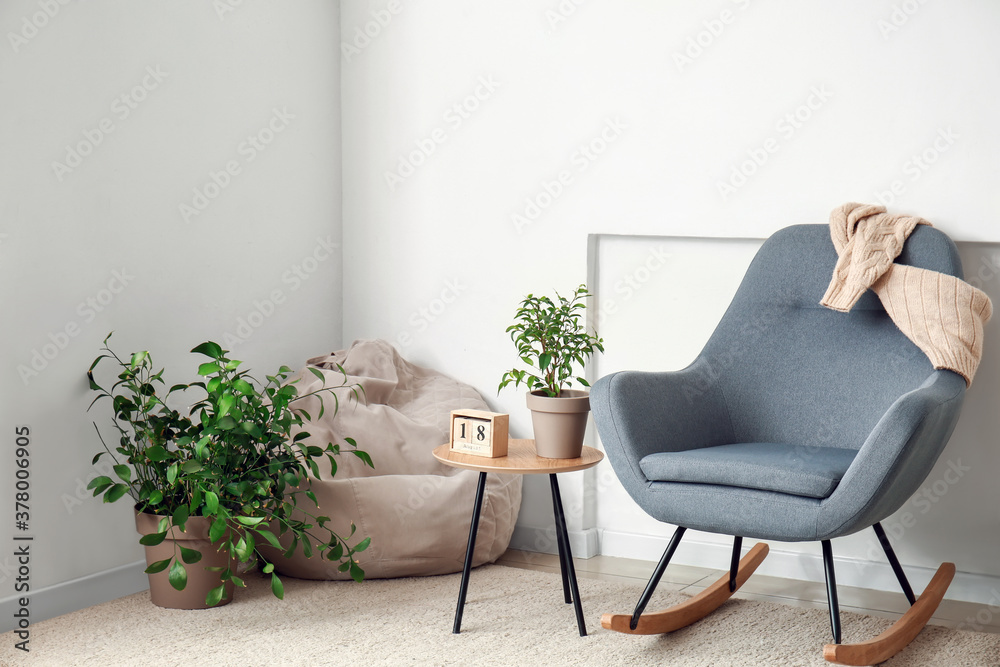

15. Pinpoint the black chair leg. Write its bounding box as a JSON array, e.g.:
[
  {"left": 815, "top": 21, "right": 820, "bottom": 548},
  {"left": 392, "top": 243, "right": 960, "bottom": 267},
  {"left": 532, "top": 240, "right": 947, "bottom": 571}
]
[
  {"left": 822, "top": 540, "right": 842, "bottom": 644},
  {"left": 873, "top": 522, "right": 916, "bottom": 605},
  {"left": 729, "top": 536, "right": 743, "bottom": 592},
  {"left": 629, "top": 526, "right": 686, "bottom": 630}
]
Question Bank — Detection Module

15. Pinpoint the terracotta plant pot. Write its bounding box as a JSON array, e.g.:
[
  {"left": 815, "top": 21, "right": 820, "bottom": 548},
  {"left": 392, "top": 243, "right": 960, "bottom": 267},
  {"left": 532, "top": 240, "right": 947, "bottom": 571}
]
[
  {"left": 134, "top": 510, "right": 236, "bottom": 610},
  {"left": 526, "top": 389, "right": 590, "bottom": 459}
]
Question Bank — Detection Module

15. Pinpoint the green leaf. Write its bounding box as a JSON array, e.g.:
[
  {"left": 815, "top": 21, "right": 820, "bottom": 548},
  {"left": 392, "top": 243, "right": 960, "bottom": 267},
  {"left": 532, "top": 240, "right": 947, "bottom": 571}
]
[
  {"left": 354, "top": 536, "right": 372, "bottom": 553},
  {"left": 86, "top": 475, "right": 113, "bottom": 491},
  {"left": 191, "top": 341, "right": 224, "bottom": 359},
  {"left": 195, "top": 435, "right": 211, "bottom": 459},
  {"left": 262, "top": 563, "right": 274, "bottom": 574},
  {"left": 172, "top": 505, "right": 190, "bottom": 528},
  {"left": 148, "top": 490, "right": 163, "bottom": 506},
  {"left": 144, "top": 558, "right": 171, "bottom": 574},
  {"left": 166, "top": 463, "right": 179, "bottom": 485},
  {"left": 179, "top": 546, "right": 202, "bottom": 564},
  {"left": 351, "top": 450, "right": 375, "bottom": 468},
  {"left": 209, "top": 516, "right": 227, "bottom": 543},
  {"left": 198, "top": 362, "right": 222, "bottom": 376},
  {"left": 168, "top": 560, "right": 187, "bottom": 591},
  {"left": 139, "top": 531, "right": 167, "bottom": 546},
  {"left": 129, "top": 351, "right": 149, "bottom": 369},
  {"left": 146, "top": 445, "right": 167, "bottom": 462},
  {"left": 218, "top": 394, "right": 235, "bottom": 417},
  {"left": 234, "top": 536, "right": 250, "bottom": 561},
  {"left": 308, "top": 367, "right": 325, "bottom": 381},
  {"left": 113, "top": 464, "right": 132, "bottom": 483},
  {"left": 181, "top": 460, "right": 203, "bottom": 474},
  {"left": 234, "top": 516, "right": 265, "bottom": 527},
  {"left": 239, "top": 422, "right": 262, "bottom": 438},
  {"left": 105, "top": 484, "right": 129, "bottom": 503},
  {"left": 205, "top": 490, "right": 219, "bottom": 514},
  {"left": 233, "top": 378, "right": 254, "bottom": 394},
  {"left": 270, "top": 573, "right": 284, "bottom": 599},
  {"left": 205, "top": 584, "right": 225, "bottom": 607},
  {"left": 256, "top": 529, "right": 282, "bottom": 550},
  {"left": 538, "top": 352, "right": 552, "bottom": 370},
  {"left": 350, "top": 562, "right": 365, "bottom": 583}
]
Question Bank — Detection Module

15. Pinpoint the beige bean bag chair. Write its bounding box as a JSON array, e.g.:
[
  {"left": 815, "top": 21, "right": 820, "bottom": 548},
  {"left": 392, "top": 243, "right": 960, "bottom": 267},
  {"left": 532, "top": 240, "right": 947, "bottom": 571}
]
[{"left": 264, "top": 339, "right": 522, "bottom": 580}]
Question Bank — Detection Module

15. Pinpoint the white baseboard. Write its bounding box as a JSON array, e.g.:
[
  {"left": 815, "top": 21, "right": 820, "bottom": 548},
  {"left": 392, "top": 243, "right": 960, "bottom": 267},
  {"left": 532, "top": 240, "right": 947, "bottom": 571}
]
[
  {"left": 0, "top": 560, "right": 147, "bottom": 634},
  {"left": 598, "top": 529, "right": 1000, "bottom": 608},
  {"left": 508, "top": 525, "right": 600, "bottom": 559}
]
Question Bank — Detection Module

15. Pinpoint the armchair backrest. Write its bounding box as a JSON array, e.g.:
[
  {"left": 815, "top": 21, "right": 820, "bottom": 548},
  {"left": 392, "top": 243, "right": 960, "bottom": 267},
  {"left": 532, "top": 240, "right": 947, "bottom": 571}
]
[{"left": 700, "top": 224, "right": 965, "bottom": 451}]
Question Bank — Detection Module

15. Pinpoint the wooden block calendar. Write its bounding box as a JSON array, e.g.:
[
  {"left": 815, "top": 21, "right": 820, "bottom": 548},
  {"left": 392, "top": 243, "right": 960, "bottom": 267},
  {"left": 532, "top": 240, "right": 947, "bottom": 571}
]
[{"left": 449, "top": 409, "right": 509, "bottom": 458}]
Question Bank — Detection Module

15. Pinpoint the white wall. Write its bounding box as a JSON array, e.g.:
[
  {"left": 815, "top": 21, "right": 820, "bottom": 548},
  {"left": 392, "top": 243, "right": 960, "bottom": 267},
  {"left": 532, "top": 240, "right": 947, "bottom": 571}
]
[
  {"left": 0, "top": 0, "right": 342, "bottom": 628},
  {"left": 342, "top": 0, "right": 1000, "bottom": 603}
]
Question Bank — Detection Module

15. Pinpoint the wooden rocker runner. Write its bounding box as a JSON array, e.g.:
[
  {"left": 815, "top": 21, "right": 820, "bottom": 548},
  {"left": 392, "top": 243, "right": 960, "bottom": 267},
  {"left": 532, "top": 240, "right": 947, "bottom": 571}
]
[
  {"left": 589, "top": 223, "right": 981, "bottom": 664},
  {"left": 602, "top": 538, "right": 768, "bottom": 635}
]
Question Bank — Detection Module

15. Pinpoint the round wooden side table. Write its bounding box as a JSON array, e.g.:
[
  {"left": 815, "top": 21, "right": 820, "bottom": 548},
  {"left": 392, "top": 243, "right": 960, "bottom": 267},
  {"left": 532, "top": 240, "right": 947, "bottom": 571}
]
[{"left": 433, "top": 438, "right": 604, "bottom": 636}]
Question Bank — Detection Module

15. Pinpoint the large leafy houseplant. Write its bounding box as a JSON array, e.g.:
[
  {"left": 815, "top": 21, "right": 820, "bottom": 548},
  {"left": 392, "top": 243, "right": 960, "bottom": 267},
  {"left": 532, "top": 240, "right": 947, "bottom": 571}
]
[
  {"left": 87, "top": 334, "right": 373, "bottom": 607},
  {"left": 498, "top": 284, "right": 604, "bottom": 398},
  {"left": 497, "top": 284, "right": 604, "bottom": 458}
]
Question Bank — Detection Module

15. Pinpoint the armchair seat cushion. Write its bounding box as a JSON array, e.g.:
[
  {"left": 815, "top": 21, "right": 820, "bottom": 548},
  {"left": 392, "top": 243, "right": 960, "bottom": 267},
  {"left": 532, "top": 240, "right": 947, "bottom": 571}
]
[{"left": 639, "top": 443, "right": 858, "bottom": 500}]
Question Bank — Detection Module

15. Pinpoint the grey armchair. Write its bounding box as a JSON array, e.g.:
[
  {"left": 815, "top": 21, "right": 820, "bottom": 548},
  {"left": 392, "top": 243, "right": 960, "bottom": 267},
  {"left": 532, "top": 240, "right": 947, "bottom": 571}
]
[{"left": 591, "top": 224, "right": 968, "bottom": 665}]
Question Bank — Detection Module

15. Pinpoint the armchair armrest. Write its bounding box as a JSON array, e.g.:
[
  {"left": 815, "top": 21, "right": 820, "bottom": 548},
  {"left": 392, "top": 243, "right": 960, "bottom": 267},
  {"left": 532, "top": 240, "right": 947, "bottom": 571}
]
[
  {"left": 591, "top": 359, "right": 736, "bottom": 492},
  {"left": 819, "top": 369, "right": 966, "bottom": 539}
]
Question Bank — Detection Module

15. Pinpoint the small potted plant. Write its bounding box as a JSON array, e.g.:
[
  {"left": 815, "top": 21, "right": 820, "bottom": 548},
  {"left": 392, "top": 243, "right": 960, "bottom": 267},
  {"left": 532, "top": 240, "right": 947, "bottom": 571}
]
[
  {"left": 498, "top": 284, "right": 604, "bottom": 458},
  {"left": 87, "top": 334, "right": 373, "bottom": 609}
]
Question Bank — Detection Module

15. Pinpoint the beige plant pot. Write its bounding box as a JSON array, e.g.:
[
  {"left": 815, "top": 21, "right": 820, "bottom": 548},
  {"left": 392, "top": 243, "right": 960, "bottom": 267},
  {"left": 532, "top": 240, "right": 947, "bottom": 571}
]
[
  {"left": 135, "top": 510, "right": 236, "bottom": 610},
  {"left": 526, "top": 389, "right": 590, "bottom": 459}
]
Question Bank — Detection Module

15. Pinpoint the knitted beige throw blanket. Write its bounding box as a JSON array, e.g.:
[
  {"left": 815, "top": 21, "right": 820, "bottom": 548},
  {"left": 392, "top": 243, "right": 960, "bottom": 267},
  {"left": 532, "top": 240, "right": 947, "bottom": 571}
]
[{"left": 820, "top": 202, "right": 992, "bottom": 386}]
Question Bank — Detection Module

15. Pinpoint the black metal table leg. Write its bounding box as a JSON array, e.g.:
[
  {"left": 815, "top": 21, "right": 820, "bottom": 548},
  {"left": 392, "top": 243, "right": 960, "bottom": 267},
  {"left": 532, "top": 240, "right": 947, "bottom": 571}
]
[
  {"left": 553, "top": 492, "right": 572, "bottom": 604},
  {"left": 822, "top": 539, "right": 842, "bottom": 644},
  {"left": 550, "top": 474, "right": 587, "bottom": 636},
  {"left": 873, "top": 522, "right": 916, "bottom": 605},
  {"left": 453, "top": 471, "right": 488, "bottom": 634}
]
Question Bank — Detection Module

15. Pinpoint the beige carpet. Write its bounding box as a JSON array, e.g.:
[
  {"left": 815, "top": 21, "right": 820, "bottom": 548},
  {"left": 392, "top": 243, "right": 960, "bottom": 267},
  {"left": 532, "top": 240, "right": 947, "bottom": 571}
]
[{"left": 2, "top": 564, "right": 998, "bottom": 666}]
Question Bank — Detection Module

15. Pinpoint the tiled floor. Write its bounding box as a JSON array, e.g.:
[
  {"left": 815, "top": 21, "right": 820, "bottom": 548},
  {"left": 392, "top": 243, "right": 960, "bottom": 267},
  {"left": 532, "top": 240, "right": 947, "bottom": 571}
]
[{"left": 497, "top": 549, "right": 1000, "bottom": 635}]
